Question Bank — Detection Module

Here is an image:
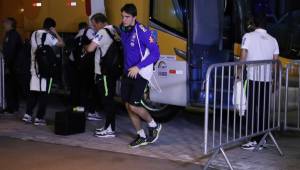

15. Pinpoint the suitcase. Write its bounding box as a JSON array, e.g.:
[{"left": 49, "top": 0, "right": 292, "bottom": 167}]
[{"left": 55, "top": 109, "right": 86, "bottom": 135}]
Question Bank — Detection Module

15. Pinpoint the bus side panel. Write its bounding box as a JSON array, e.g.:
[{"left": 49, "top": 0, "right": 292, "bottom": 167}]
[{"left": 150, "top": 56, "right": 188, "bottom": 106}]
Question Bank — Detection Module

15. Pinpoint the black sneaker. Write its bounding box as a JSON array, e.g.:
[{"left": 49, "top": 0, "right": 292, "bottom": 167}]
[
  {"left": 147, "top": 124, "right": 162, "bottom": 144},
  {"left": 129, "top": 136, "right": 148, "bottom": 148}
]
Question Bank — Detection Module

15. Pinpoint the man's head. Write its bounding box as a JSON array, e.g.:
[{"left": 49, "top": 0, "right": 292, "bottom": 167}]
[
  {"left": 121, "top": 3, "right": 137, "bottom": 27},
  {"left": 3, "top": 17, "right": 17, "bottom": 31},
  {"left": 90, "top": 13, "right": 107, "bottom": 31},
  {"left": 43, "top": 17, "right": 56, "bottom": 30},
  {"left": 78, "top": 22, "right": 88, "bottom": 30},
  {"left": 254, "top": 12, "right": 267, "bottom": 29}
]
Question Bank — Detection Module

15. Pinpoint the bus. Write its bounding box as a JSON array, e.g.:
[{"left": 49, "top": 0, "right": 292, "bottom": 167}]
[{"left": 0, "top": 0, "right": 299, "bottom": 122}]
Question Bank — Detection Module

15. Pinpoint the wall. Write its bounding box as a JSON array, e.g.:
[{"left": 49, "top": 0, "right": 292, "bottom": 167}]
[
  {"left": 0, "top": 0, "right": 88, "bottom": 41},
  {"left": 23, "top": 0, "right": 88, "bottom": 33}
]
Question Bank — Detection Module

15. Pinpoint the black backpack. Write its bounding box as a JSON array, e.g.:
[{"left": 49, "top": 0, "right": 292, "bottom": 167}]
[
  {"left": 100, "top": 27, "right": 123, "bottom": 77},
  {"left": 34, "top": 32, "right": 57, "bottom": 79},
  {"left": 72, "top": 28, "right": 94, "bottom": 70}
]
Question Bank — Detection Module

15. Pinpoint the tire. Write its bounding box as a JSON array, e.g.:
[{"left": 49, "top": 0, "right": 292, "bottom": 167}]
[
  {"left": 141, "top": 99, "right": 182, "bottom": 123},
  {"left": 141, "top": 87, "right": 183, "bottom": 122}
]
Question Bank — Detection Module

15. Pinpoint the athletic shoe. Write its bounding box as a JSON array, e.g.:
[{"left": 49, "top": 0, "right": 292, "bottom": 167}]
[
  {"left": 87, "top": 112, "right": 102, "bottom": 121},
  {"left": 147, "top": 124, "right": 162, "bottom": 144},
  {"left": 94, "top": 128, "right": 116, "bottom": 138},
  {"left": 95, "top": 127, "right": 105, "bottom": 132},
  {"left": 22, "top": 114, "right": 32, "bottom": 123},
  {"left": 129, "top": 136, "right": 148, "bottom": 148},
  {"left": 241, "top": 140, "right": 266, "bottom": 150},
  {"left": 34, "top": 118, "right": 47, "bottom": 126}
]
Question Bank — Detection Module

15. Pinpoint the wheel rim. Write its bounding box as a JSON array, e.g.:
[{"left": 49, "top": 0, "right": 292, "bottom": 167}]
[
  {"left": 141, "top": 99, "right": 168, "bottom": 112},
  {"left": 141, "top": 86, "right": 168, "bottom": 112}
]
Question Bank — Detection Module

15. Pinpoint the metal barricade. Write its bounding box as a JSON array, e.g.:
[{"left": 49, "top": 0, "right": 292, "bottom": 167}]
[
  {"left": 0, "top": 51, "right": 5, "bottom": 110},
  {"left": 203, "top": 60, "right": 283, "bottom": 170},
  {"left": 284, "top": 60, "right": 300, "bottom": 131}
]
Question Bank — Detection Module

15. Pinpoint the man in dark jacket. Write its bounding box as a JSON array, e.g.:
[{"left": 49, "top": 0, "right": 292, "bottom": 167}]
[{"left": 2, "top": 17, "right": 23, "bottom": 114}]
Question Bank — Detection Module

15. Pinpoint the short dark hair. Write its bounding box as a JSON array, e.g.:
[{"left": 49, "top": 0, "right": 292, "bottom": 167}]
[
  {"left": 78, "top": 22, "right": 88, "bottom": 30},
  {"left": 121, "top": 3, "right": 137, "bottom": 17},
  {"left": 91, "top": 13, "right": 107, "bottom": 24},
  {"left": 43, "top": 17, "right": 56, "bottom": 30},
  {"left": 254, "top": 12, "right": 267, "bottom": 29},
  {"left": 4, "top": 17, "right": 17, "bottom": 29}
]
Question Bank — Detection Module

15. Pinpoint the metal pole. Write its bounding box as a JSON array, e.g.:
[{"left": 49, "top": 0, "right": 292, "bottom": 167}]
[
  {"left": 284, "top": 64, "right": 289, "bottom": 130},
  {"left": 204, "top": 66, "right": 212, "bottom": 154}
]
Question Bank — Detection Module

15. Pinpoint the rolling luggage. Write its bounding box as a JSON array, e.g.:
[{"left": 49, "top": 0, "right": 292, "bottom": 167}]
[{"left": 54, "top": 109, "right": 86, "bottom": 135}]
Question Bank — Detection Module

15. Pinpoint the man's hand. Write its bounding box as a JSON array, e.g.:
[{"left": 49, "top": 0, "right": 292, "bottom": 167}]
[
  {"left": 128, "top": 66, "right": 140, "bottom": 79},
  {"left": 49, "top": 27, "right": 65, "bottom": 47},
  {"left": 49, "top": 27, "right": 58, "bottom": 35}
]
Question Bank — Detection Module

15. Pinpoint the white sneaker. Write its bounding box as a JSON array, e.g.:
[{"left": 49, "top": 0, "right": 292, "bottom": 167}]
[
  {"left": 94, "top": 128, "right": 115, "bottom": 138},
  {"left": 34, "top": 118, "right": 46, "bottom": 126},
  {"left": 22, "top": 114, "right": 32, "bottom": 123},
  {"left": 241, "top": 140, "right": 266, "bottom": 150},
  {"left": 95, "top": 127, "right": 105, "bottom": 132},
  {"left": 87, "top": 112, "right": 102, "bottom": 121},
  {"left": 241, "top": 141, "right": 258, "bottom": 150}
]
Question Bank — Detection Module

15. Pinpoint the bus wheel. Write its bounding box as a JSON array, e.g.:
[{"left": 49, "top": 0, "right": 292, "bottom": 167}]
[{"left": 141, "top": 92, "right": 183, "bottom": 122}]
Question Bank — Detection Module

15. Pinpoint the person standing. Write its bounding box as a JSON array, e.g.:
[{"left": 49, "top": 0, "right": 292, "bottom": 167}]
[
  {"left": 85, "top": 13, "right": 119, "bottom": 137},
  {"left": 120, "top": 4, "right": 162, "bottom": 148},
  {"left": 2, "top": 17, "right": 23, "bottom": 114},
  {"left": 240, "top": 13, "right": 279, "bottom": 150},
  {"left": 22, "top": 18, "right": 65, "bottom": 126},
  {"left": 69, "top": 22, "right": 102, "bottom": 121}
]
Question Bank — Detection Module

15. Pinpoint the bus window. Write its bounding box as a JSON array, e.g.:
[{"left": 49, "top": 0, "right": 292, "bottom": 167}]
[
  {"left": 235, "top": 0, "right": 300, "bottom": 59},
  {"left": 150, "top": 0, "right": 188, "bottom": 38}
]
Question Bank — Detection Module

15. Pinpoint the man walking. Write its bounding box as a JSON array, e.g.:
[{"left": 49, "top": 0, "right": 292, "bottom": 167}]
[{"left": 120, "top": 4, "right": 162, "bottom": 148}]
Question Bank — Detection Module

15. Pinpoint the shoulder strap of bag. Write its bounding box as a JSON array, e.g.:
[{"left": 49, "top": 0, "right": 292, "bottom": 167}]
[
  {"left": 83, "top": 28, "right": 89, "bottom": 37},
  {"left": 135, "top": 25, "right": 144, "bottom": 60},
  {"left": 81, "top": 28, "right": 89, "bottom": 42},
  {"left": 34, "top": 31, "right": 38, "bottom": 47},
  {"left": 103, "top": 28, "right": 115, "bottom": 42},
  {"left": 41, "top": 33, "right": 47, "bottom": 46}
]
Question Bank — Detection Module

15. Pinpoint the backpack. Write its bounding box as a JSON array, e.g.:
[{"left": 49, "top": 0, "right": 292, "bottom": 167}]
[
  {"left": 72, "top": 28, "right": 94, "bottom": 66},
  {"left": 34, "top": 32, "right": 57, "bottom": 79},
  {"left": 100, "top": 27, "right": 123, "bottom": 77}
]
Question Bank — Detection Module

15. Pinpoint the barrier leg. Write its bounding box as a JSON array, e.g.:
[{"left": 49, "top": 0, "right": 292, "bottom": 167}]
[
  {"left": 268, "top": 132, "right": 284, "bottom": 156},
  {"left": 254, "top": 132, "right": 268, "bottom": 151},
  {"left": 254, "top": 131, "right": 284, "bottom": 156},
  {"left": 204, "top": 147, "right": 234, "bottom": 170}
]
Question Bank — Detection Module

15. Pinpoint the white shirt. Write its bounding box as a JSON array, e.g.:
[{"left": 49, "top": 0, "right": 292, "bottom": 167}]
[
  {"left": 92, "top": 25, "right": 115, "bottom": 75},
  {"left": 241, "top": 29, "right": 279, "bottom": 82},
  {"left": 75, "top": 28, "right": 95, "bottom": 39},
  {"left": 30, "top": 30, "right": 58, "bottom": 91}
]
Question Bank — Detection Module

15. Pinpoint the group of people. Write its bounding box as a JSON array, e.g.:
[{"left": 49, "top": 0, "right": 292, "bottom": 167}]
[
  {"left": 1, "top": 3, "right": 162, "bottom": 148},
  {"left": 1, "top": 3, "right": 280, "bottom": 150}
]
